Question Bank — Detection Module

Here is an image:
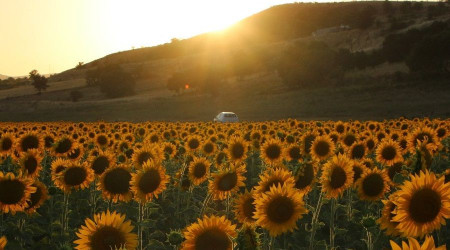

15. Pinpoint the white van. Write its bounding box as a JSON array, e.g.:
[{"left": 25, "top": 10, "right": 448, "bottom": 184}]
[{"left": 214, "top": 112, "right": 239, "bottom": 123}]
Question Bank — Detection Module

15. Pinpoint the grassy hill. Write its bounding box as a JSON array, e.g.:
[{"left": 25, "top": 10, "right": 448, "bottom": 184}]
[{"left": 1, "top": 1, "right": 449, "bottom": 121}]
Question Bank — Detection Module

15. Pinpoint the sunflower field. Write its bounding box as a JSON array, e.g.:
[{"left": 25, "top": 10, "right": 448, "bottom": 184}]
[{"left": 0, "top": 118, "right": 449, "bottom": 250}]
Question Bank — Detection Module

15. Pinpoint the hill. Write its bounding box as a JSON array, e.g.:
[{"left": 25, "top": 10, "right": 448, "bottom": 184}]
[
  {"left": 1, "top": 1, "right": 450, "bottom": 121},
  {"left": 0, "top": 74, "right": 11, "bottom": 80}
]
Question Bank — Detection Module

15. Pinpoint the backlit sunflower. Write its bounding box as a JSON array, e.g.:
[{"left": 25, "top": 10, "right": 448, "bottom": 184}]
[
  {"left": 25, "top": 180, "right": 49, "bottom": 214},
  {"left": 283, "top": 144, "right": 302, "bottom": 162},
  {"left": 51, "top": 158, "right": 71, "bottom": 182},
  {"left": 390, "top": 235, "right": 446, "bottom": 250},
  {"left": 293, "top": 162, "right": 317, "bottom": 194},
  {"left": 52, "top": 136, "right": 77, "bottom": 157},
  {"left": 0, "top": 236, "right": 6, "bottom": 250},
  {"left": 162, "top": 142, "right": 177, "bottom": 159},
  {"left": 67, "top": 144, "right": 84, "bottom": 161},
  {"left": 341, "top": 132, "right": 358, "bottom": 148},
  {"left": 356, "top": 168, "right": 390, "bottom": 201},
  {"left": 310, "top": 135, "right": 335, "bottom": 162},
  {"left": 19, "top": 149, "right": 43, "bottom": 178},
  {"left": 351, "top": 161, "right": 368, "bottom": 185},
  {"left": 185, "top": 135, "right": 202, "bottom": 152},
  {"left": 261, "top": 139, "right": 284, "bottom": 165},
  {"left": 188, "top": 157, "right": 211, "bottom": 185},
  {"left": 74, "top": 210, "right": 138, "bottom": 250},
  {"left": 201, "top": 141, "right": 216, "bottom": 156},
  {"left": 0, "top": 172, "right": 36, "bottom": 214},
  {"left": 377, "top": 194, "right": 401, "bottom": 236},
  {"left": 254, "top": 184, "right": 307, "bottom": 236},
  {"left": 88, "top": 150, "right": 116, "bottom": 176},
  {"left": 348, "top": 142, "right": 366, "bottom": 160},
  {"left": 300, "top": 131, "right": 318, "bottom": 156},
  {"left": 131, "top": 160, "right": 169, "bottom": 203},
  {"left": 320, "top": 154, "right": 354, "bottom": 199},
  {"left": 254, "top": 168, "right": 295, "bottom": 196},
  {"left": 364, "top": 135, "right": 377, "bottom": 152},
  {"left": 54, "top": 161, "right": 94, "bottom": 193},
  {"left": 376, "top": 139, "right": 403, "bottom": 167},
  {"left": 392, "top": 170, "right": 450, "bottom": 238},
  {"left": 182, "top": 215, "right": 236, "bottom": 250},
  {"left": 234, "top": 191, "right": 257, "bottom": 225},
  {"left": 132, "top": 144, "right": 163, "bottom": 169},
  {"left": 0, "top": 133, "right": 14, "bottom": 156},
  {"left": 98, "top": 165, "right": 133, "bottom": 203},
  {"left": 214, "top": 151, "right": 228, "bottom": 169},
  {"left": 407, "top": 126, "right": 439, "bottom": 153},
  {"left": 94, "top": 133, "right": 110, "bottom": 148},
  {"left": 226, "top": 137, "right": 248, "bottom": 162},
  {"left": 386, "top": 162, "right": 404, "bottom": 187},
  {"left": 208, "top": 163, "right": 246, "bottom": 200},
  {"left": 16, "top": 133, "right": 43, "bottom": 153}
]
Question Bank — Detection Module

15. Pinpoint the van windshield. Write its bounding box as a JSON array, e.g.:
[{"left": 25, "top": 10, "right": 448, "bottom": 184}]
[{"left": 224, "top": 114, "right": 236, "bottom": 118}]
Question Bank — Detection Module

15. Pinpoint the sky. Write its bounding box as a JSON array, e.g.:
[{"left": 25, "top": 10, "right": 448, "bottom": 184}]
[{"left": 0, "top": 0, "right": 301, "bottom": 77}]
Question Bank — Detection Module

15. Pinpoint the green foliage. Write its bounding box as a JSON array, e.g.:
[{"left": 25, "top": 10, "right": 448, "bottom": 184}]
[
  {"left": 29, "top": 69, "right": 48, "bottom": 94},
  {"left": 85, "top": 64, "right": 136, "bottom": 98}
]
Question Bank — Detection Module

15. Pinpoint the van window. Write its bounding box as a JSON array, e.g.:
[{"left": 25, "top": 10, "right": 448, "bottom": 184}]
[{"left": 225, "top": 114, "right": 236, "bottom": 118}]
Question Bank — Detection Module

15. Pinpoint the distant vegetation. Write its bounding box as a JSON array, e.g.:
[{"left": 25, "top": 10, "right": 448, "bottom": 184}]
[
  {"left": 85, "top": 64, "right": 136, "bottom": 98},
  {"left": 29, "top": 70, "right": 48, "bottom": 95}
]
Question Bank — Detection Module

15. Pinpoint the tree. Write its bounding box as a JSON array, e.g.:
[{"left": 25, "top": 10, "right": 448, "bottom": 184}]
[
  {"left": 76, "top": 62, "right": 85, "bottom": 69},
  {"left": 97, "top": 64, "right": 135, "bottom": 98},
  {"left": 29, "top": 70, "right": 48, "bottom": 95}
]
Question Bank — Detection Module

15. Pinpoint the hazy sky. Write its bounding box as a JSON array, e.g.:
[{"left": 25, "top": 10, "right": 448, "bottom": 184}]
[{"left": 0, "top": 0, "right": 301, "bottom": 76}]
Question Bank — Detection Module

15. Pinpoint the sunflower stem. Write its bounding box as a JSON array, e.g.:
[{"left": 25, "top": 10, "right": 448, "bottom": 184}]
[
  {"left": 62, "top": 192, "right": 69, "bottom": 235},
  {"left": 329, "top": 198, "right": 337, "bottom": 250},
  {"left": 200, "top": 193, "right": 212, "bottom": 217},
  {"left": 309, "top": 191, "right": 324, "bottom": 250},
  {"left": 138, "top": 202, "right": 144, "bottom": 250},
  {"left": 225, "top": 193, "right": 230, "bottom": 219},
  {"left": 268, "top": 236, "right": 275, "bottom": 250},
  {"left": 346, "top": 189, "right": 352, "bottom": 221}
]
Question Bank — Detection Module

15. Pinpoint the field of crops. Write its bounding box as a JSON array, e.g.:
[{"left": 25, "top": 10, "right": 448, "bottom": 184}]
[{"left": 0, "top": 119, "right": 448, "bottom": 250}]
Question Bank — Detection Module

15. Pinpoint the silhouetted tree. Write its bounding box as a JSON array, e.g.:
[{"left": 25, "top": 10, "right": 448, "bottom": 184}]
[
  {"left": 29, "top": 70, "right": 48, "bottom": 95},
  {"left": 70, "top": 90, "right": 83, "bottom": 102},
  {"left": 97, "top": 64, "right": 135, "bottom": 98},
  {"left": 76, "top": 62, "right": 85, "bottom": 69}
]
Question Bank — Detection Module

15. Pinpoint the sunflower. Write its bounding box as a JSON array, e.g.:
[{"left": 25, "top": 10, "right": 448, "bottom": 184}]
[
  {"left": 0, "top": 236, "right": 6, "bottom": 250},
  {"left": 201, "top": 141, "right": 216, "bottom": 156},
  {"left": 300, "top": 131, "right": 318, "bottom": 156},
  {"left": 377, "top": 194, "right": 401, "bottom": 236},
  {"left": 254, "top": 168, "right": 295, "bottom": 196},
  {"left": 392, "top": 171, "right": 450, "bottom": 237},
  {"left": 310, "top": 135, "right": 335, "bottom": 162},
  {"left": 214, "top": 151, "right": 228, "bottom": 169},
  {"left": 185, "top": 135, "right": 202, "bottom": 152},
  {"left": 356, "top": 168, "right": 390, "bottom": 201},
  {"left": 51, "top": 158, "right": 71, "bottom": 182},
  {"left": 364, "top": 135, "right": 377, "bottom": 152},
  {"left": 386, "top": 162, "right": 404, "bottom": 186},
  {"left": 188, "top": 157, "right": 211, "bottom": 185},
  {"left": 54, "top": 161, "right": 94, "bottom": 193},
  {"left": 226, "top": 137, "right": 248, "bottom": 162},
  {"left": 234, "top": 191, "right": 257, "bottom": 225},
  {"left": 254, "top": 184, "right": 307, "bottom": 236},
  {"left": 376, "top": 139, "right": 403, "bottom": 167},
  {"left": 390, "top": 235, "right": 446, "bottom": 250},
  {"left": 283, "top": 144, "right": 302, "bottom": 162},
  {"left": 52, "top": 136, "right": 77, "bottom": 157},
  {"left": 131, "top": 160, "right": 169, "bottom": 203},
  {"left": 74, "top": 210, "right": 138, "bottom": 250},
  {"left": 261, "top": 139, "right": 284, "bottom": 165},
  {"left": 182, "top": 215, "right": 236, "bottom": 250},
  {"left": 132, "top": 144, "right": 163, "bottom": 169},
  {"left": 67, "top": 144, "right": 84, "bottom": 161},
  {"left": 351, "top": 161, "right": 368, "bottom": 185},
  {"left": 0, "top": 133, "right": 14, "bottom": 156},
  {"left": 348, "top": 142, "right": 366, "bottom": 160},
  {"left": 94, "top": 133, "right": 110, "bottom": 148},
  {"left": 88, "top": 150, "right": 116, "bottom": 176},
  {"left": 98, "top": 165, "right": 133, "bottom": 203},
  {"left": 341, "top": 132, "right": 358, "bottom": 148},
  {"left": 19, "top": 149, "right": 43, "bottom": 178},
  {"left": 293, "top": 162, "right": 317, "bottom": 194},
  {"left": 208, "top": 163, "right": 246, "bottom": 200},
  {"left": 0, "top": 172, "right": 36, "bottom": 214},
  {"left": 407, "top": 126, "right": 439, "bottom": 152},
  {"left": 16, "top": 133, "right": 43, "bottom": 153},
  {"left": 162, "top": 142, "right": 177, "bottom": 159},
  {"left": 25, "top": 180, "right": 49, "bottom": 214},
  {"left": 320, "top": 154, "right": 354, "bottom": 199}
]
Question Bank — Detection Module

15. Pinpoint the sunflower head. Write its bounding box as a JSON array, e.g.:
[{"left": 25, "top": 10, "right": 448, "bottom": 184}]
[
  {"left": 254, "top": 184, "right": 307, "bottom": 237},
  {"left": 88, "top": 150, "right": 115, "bottom": 175},
  {"left": 390, "top": 235, "right": 446, "bottom": 250},
  {"left": 234, "top": 191, "right": 257, "bottom": 225},
  {"left": 182, "top": 215, "right": 236, "bottom": 250},
  {"left": 356, "top": 168, "right": 390, "bottom": 201},
  {"left": 376, "top": 139, "right": 403, "bottom": 167},
  {"left": 294, "top": 162, "right": 316, "bottom": 194},
  {"left": 254, "top": 168, "right": 295, "bottom": 196},
  {"left": 392, "top": 170, "right": 450, "bottom": 238},
  {"left": 54, "top": 161, "right": 94, "bottom": 193},
  {"left": 261, "top": 139, "right": 284, "bottom": 165},
  {"left": 208, "top": 163, "right": 246, "bottom": 200},
  {"left": 19, "top": 149, "right": 43, "bottom": 178},
  {"left": 310, "top": 135, "right": 335, "bottom": 162},
  {"left": 320, "top": 154, "right": 354, "bottom": 199},
  {"left": 0, "top": 133, "right": 14, "bottom": 155},
  {"left": 131, "top": 160, "right": 169, "bottom": 203},
  {"left": 226, "top": 137, "right": 248, "bottom": 162},
  {"left": 16, "top": 133, "right": 43, "bottom": 153},
  {"left": 25, "top": 180, "right": 49, "bottom": 214},
  {"left": 74, "top": 210, "right": 138, "bottom": 250},
  {"left": 0, "top": 172, "right": 36, "bottom": 214},
  {"left": 188, "top": 157, "right": 211, "bottom": 185},
  {"left": 98, "top": 165, "right": 133, "bottom": 203}
]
